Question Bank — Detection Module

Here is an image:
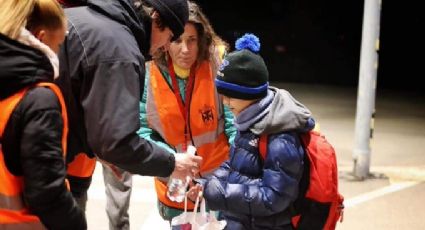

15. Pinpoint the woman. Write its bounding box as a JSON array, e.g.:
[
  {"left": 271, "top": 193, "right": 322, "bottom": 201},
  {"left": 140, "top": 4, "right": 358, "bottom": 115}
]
[
  {"left": 138, "top": 1, "right": 236, "bottom": 221},
  {"left": 0, "top": 0, "right": 86, "bottom": 229}
]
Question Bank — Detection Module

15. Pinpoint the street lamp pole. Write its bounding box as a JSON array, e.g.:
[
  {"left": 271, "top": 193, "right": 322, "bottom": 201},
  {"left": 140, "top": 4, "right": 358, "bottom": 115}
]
[{"left": 353, "top": 0, "right": 382, "bottom": 179}]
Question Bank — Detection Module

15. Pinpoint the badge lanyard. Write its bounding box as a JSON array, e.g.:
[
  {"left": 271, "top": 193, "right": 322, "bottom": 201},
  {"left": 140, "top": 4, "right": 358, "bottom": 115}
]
[{"left": 168, "top": 57, "right": 196, "bottom": 152}]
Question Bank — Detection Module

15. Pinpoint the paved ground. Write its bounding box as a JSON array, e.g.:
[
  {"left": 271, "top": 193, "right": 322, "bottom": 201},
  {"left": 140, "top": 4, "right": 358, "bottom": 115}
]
[{"left": 85, "top": 83, "right": 425, "bottom": 229}]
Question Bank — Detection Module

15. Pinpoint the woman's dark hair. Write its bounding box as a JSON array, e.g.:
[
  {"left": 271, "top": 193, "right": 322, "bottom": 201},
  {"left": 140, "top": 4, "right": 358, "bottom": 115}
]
[{"left": 154, "top": 1, "right": 228, "bottom": 69}]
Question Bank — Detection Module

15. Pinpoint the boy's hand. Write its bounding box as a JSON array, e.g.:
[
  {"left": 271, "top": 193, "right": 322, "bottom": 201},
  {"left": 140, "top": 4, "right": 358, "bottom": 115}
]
[{"left": 187, "top": 183, "right": 203, "bottom": 203}]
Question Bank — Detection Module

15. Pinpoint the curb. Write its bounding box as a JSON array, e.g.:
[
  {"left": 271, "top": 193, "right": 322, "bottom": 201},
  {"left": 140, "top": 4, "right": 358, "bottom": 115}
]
[{"left": 339, "top": 165, "right": 425, "bottom": 182}]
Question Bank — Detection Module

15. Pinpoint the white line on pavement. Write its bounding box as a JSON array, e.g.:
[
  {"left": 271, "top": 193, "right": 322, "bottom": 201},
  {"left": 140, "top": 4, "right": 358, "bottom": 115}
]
[{"left": 344, "top": 181, "right": 419, "bottom": 208}]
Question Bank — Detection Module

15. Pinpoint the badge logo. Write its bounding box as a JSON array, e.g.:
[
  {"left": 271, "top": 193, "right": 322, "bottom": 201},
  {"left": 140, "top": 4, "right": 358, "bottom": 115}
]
[{"left": 199, "top": 105, "right": 214, "bottom": 126}]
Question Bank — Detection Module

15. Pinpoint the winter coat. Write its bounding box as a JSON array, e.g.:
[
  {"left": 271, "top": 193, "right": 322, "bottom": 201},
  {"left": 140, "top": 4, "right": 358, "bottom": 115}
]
[
  {"left": 0, "top": 32, "right": 86, "bottom": 230},
  {"left": 203, "top": 87, "right": 315, "bottom": 230},
  {"left": 56, "top": 0, "right": 174, "bottom": 182}
]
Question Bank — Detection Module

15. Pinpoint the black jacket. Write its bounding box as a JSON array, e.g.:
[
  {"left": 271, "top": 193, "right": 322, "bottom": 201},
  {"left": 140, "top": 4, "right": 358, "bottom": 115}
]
[
  {"left": 56, "top": 0, "right": 175, "bottom": 176},
  {"left": 0, "top": 33, "right": 86, "bottom": 229}
]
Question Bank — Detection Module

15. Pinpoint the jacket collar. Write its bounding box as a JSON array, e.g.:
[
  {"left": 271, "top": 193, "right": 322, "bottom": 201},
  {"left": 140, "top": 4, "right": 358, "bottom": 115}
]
[{"left": 0, "top": 33, "right": 53, "bottom": 99}]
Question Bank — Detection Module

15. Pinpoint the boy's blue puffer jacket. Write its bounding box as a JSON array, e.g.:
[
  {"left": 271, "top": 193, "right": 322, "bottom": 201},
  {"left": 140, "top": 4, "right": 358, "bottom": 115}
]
[{"left": 204, "top": 130, "right": 305, "bottom": 230}]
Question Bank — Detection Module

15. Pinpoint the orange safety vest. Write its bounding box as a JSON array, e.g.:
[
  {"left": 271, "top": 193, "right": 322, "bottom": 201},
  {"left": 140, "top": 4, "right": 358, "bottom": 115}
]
[
  {"left": 146, "top": 61, "right": 230, "bottom": 210},
  {"left": 67, "top": 153, "right": 96, "bottom": 179},
  {"left": 0, "top": 83, "right": 68, "bottom": 229}
]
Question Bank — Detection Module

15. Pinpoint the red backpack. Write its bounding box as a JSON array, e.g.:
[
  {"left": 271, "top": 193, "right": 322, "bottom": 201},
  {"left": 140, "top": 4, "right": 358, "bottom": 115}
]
[{"left": 259, "top": 131, "right": 344, "bottom": 230}]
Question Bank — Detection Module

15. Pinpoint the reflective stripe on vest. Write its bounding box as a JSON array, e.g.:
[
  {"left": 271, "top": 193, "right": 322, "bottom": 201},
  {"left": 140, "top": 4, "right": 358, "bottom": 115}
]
[
  {"left": 0, "top": 221, "right": 46, "bottom": 230},
  {"left": 0, "top": 83, "right": 67, "bottom": 228},
  {"left": 146, "top": 61, "right": 230, "bottom": 210},
  {"left": 0, "top": 189, "right": 25, "bottom": 211},
  {"left": 171, "top": 119, "right": 224, "bottom": 153}
]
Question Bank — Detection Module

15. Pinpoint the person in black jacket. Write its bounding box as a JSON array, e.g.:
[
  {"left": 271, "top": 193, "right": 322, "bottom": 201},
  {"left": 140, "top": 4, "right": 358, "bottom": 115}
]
[
  {"left": 56, "top": 0, "right": 202, "bottom": 214},
  {"left": 0, "top": 0, "right": 86, "bottom": 229}
]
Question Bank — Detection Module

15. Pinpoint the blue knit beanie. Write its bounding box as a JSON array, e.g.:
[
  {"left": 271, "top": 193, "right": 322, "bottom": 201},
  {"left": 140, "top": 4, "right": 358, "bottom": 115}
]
[{"left": 215, "top": 33, "right": 269, "bottom": 100}]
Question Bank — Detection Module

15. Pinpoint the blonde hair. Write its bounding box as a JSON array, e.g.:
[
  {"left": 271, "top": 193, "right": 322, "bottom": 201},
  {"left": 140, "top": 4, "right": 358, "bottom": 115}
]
[
  {"left": 26, "top": 0, "right": 66, "bottom": 33},
  {"left": 0, "top": 0, "right": 35, "bottom": 39}
]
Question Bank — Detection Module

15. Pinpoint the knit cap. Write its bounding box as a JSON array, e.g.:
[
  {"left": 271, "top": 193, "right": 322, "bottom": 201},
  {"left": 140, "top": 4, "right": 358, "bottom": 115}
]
[
  {"left": 215, "top": 33, "right": 269, "bottom": 100},
  {"left": 145, "top": 0, "right": 188, "bottom": 40}
]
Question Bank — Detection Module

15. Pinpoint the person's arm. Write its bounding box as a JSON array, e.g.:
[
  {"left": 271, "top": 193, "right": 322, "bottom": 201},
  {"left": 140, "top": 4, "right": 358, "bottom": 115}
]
[
  {"left": 20, "top": 87, "right": 86, "bottom": 230},
  {"left": 203, "top": 134, "right": 303, "bottom": 217},
  {"left": 81, "top": 61, "right": 201, "bottom": 179},
  {"left": 137, "top": 71, "right": 176, "bottom": 154},
  {"left": 81, "top": 61, "right": 176, "bottom": 176},
  {"left": 210, "top": 160, "right": 231, "bottom": 181}
]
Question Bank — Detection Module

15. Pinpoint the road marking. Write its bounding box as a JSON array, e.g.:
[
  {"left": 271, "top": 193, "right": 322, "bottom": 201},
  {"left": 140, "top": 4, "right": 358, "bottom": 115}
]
[
  {"left": 339, "top": 166, "right": 425, "bottom": 182},
  {"left": 344, "top": 181, "right": 419, "bottom": 208}
]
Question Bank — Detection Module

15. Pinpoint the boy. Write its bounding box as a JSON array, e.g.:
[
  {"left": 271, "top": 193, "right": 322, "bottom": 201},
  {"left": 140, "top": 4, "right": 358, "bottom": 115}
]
[{"left": 197, "top": 34, "right": 315, "bottom": 229}]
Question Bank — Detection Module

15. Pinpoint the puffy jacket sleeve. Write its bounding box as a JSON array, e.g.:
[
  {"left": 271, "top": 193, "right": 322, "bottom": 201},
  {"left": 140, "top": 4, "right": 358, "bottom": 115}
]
[
  {"left": 137, "top": 67, "right": 176, "bottom": 154},
  {"left": 81, "top": 61, "right": 175, "bottom": 177},
  {"left": 204, "top": 134, "right": 304, "bottom": 217},
  {"left": 20, "top": 87, "right": 86, "bottom": 230}
]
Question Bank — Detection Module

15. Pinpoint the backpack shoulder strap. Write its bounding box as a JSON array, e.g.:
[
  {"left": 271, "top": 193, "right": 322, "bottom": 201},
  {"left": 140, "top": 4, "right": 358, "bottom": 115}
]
[{"left": 258, "top": 135, "right": 268, "bottom": 160}]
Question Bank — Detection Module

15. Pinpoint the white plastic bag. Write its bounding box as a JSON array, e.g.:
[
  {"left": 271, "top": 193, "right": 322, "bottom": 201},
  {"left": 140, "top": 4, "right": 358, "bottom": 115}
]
[
  {"left": 199, "top": 210, "right": 227, "bottom": 230},
  {"left": 171, "top": 192, "right": 226, "bottom": 230}
]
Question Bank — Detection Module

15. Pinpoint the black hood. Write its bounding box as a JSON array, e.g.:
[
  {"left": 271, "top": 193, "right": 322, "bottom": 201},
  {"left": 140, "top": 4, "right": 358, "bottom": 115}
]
[
  {"left": 87, "top": 0, "right": 150, "bottom": 56},
  {"left": 0, "top": 33, "right": 54, "bottom": 100}
]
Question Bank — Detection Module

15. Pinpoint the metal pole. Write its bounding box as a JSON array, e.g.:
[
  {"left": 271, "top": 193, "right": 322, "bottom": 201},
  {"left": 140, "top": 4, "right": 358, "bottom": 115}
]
[{"left": 353, "top": 0, "right": 382, "bottom": 179}]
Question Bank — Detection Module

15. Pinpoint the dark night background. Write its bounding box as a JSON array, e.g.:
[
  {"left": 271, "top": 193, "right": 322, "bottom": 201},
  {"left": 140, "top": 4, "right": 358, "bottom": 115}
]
[{"left": 196, "top": 0, "right": 424, "bottom": 93}]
